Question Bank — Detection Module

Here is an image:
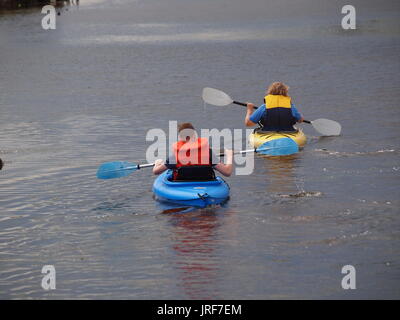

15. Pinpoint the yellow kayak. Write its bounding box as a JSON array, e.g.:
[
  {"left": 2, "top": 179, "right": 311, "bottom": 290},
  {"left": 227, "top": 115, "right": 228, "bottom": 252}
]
[{"left": 249, "top": 129, "right": 307, "bottom": 155}]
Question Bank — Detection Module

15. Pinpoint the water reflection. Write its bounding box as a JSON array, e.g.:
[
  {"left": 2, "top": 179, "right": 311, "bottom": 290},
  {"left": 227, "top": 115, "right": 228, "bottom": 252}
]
[
  {"left": 163, "top": 209, "right": 222, "bottom": 299},
  {"left": 261, "top": 155, "right": 301, "bottom": 195}
]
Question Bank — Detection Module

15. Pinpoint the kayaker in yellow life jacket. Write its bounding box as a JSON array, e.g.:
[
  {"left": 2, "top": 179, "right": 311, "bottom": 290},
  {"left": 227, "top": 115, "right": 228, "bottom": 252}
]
[
  {"left": 153, "top": 123, "right": 233, "bottom": 180},
  {"left": 245, "top": 82, "right": 304, "bottom": 131}
]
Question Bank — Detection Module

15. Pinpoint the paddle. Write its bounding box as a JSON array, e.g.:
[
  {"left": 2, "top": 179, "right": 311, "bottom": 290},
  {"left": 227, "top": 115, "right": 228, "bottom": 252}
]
[
  {"left": 96, "top": 145, "right": 296, "bottom": 180},
  {"left": 302, "top": 119, "right": 341, "bottom": 136},
  {"left": 202, "top": 87, "right": 249, "bottom": 107},
  {"left": 202, "top": 87, "right": 341, "bottom": 136},
  {"left": 219, "top": 142, "right": 298, "bottom": 157},
  {"left": 97, "top": 162, "right": 154, "bottom": 180}
]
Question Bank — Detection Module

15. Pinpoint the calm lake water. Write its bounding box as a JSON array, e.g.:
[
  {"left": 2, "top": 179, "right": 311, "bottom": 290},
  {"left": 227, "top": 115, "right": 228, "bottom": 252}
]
[{"left": 0, "top": 0, "right": 399, "bottom": 299}]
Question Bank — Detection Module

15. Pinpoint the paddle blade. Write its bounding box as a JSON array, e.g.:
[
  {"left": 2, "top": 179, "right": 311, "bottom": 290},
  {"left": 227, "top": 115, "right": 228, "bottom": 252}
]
[
  {"left": 202, "top": 87, "right": 233, "bottom": 106},
  {"left": 97, "top": 161, "right": 138, "bottom": 179},
  {"left": 311, "top": 118, "right": 341, "bottom": 136},
  {"left": 257, "top": 138, "right": 299, "bottom": 156}
]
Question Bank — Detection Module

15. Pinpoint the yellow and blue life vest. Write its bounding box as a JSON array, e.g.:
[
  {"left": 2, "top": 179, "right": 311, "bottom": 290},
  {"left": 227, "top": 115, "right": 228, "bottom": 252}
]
[{"left": 260, "top": 94, "right": 297, "bottom": 131}]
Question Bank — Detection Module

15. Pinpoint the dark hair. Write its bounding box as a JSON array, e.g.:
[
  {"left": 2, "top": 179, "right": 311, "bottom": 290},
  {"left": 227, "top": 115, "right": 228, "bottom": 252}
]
[
  {"left": 0, "top": 158, "right": 3, "bottom": 171},
  {"left": 177, "top": 122, "right": 196, "bottom": 140},
  {"left": 178, "top": 122, "right": 195, "bottom": 132}
]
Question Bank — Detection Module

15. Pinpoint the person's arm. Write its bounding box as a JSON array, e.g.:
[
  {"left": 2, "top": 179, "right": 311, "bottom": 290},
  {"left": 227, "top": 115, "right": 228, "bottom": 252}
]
[
  {"left": 245, "top": 103, "right": 266, "bottom": 127},
  {"left": 245, "top": 103, "right": 257, "bottom": 126},
  {"left": 152, "top": 159, "right": 168, "bottom": 175},
  {"left": 291, "top": 103, "right": 304, "bottom": 123},
  {"left": 214, "top": 149, "right": 233, "bottom": 177}
]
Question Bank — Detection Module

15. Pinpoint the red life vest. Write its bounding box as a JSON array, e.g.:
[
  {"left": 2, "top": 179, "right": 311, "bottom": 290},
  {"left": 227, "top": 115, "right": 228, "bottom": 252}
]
[{"left": 172, "top": 137, "right": 211, "bottom": 168}]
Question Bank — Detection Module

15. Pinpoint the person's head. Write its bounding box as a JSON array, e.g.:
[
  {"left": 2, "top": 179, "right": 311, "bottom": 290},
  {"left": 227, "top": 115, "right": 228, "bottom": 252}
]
[
  {"left": 267, "top": 82, "right": 289, "bottom": 96},
  {"left": 177, "top": 122, "right": 197, "bottom": 141}
]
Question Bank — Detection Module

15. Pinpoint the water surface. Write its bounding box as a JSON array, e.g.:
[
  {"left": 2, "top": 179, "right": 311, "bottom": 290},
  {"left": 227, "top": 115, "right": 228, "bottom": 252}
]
[{"left": 0, "top": 0, "right": 399, "bottom": 299}]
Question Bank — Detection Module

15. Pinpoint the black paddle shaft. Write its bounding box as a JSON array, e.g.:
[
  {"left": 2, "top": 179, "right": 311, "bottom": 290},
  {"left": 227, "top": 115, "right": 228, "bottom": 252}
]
[{"left": 233, "top": 101, "right": 258, "bottom": 109}]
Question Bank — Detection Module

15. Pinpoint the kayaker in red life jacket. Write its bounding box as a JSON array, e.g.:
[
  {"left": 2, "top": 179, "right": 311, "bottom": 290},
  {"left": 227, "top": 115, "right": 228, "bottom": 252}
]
[
  {"left": 153, "top": 123, "right": 233, "bottom": 180},
  {"left": 245, "top": 82, "right": 304, "bottom": 131}
]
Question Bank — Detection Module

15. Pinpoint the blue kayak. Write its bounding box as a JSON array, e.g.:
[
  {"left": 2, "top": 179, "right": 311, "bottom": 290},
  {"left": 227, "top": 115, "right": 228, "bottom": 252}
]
[{"left": 152, "top": 170, "right": 230, "bottom": 208}]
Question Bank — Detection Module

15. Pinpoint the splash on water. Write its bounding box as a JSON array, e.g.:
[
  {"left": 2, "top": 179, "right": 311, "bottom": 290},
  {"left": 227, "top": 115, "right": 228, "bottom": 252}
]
[
  {"left": 279, "top": 191, "right": 323, "bottom": 198},
  {"left": 315, "top": 148, "right": 395, "bottom": 157}
]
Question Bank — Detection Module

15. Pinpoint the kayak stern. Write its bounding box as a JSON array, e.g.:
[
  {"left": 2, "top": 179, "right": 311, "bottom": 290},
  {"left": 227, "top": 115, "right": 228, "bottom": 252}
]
[
  {"left": 152, "top": 170, "right": 230, "bottom": 208},
  {"left": 249, "top": 129, "right": 307, "bottom": 155}
]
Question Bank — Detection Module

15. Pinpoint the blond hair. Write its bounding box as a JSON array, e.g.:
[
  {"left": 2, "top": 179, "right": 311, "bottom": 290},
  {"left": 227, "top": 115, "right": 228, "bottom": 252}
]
[{"left": 267, "top": 82, "right": 289, "bottom": 96}]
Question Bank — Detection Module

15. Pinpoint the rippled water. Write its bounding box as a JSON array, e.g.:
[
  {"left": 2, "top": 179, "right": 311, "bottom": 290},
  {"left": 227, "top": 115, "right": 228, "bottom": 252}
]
[{"left": 0, "top": 0, "right": 399, "bottom": 299}]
